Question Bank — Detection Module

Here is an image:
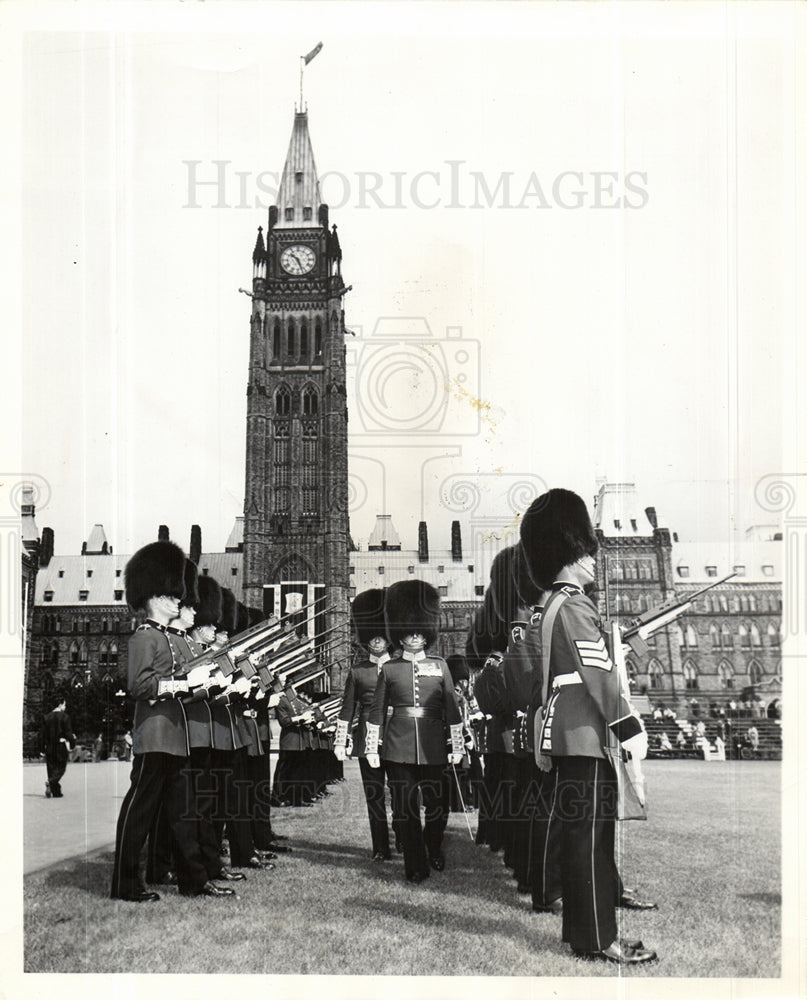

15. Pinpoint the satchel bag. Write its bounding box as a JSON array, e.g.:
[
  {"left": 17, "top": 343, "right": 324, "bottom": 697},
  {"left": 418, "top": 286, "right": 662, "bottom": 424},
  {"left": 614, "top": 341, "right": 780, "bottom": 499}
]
[{"left": 603, "top": 743, "right": 647, "bottom": 821}]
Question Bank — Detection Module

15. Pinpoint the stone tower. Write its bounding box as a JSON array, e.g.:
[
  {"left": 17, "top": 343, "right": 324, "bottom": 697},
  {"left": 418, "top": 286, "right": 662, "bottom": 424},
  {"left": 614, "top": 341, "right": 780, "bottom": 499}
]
[{"left": 242, "top": 110, "right": 350, "bottom": 688}]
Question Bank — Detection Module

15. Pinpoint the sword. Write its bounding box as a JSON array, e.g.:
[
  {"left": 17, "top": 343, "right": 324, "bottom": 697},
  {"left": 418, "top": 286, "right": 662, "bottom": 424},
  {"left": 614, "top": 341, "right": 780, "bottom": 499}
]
[{"left": 451, "top": 762, "right": 475, "bottom": 841}]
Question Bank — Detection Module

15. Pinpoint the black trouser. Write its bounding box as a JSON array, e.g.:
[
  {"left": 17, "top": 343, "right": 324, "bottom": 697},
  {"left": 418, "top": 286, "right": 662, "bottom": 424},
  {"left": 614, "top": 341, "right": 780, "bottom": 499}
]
[
  {"left": 385, "top": 761, "right": 448, "bottom": 879},
  {"left": 477, "top": 752, "right": 504, "bottom": 847},
  {"left": 548, "top": 756, "right": 619, "bottom": 953},
  {"left": 110, "top": 752, "right": 208, "bottom": 898},
  {"left": 274, "top": 748, "right": 314, "bottom": 805},
  {"left": 529, "top": 763, "right": 563, "bottom": 909},
  {"left": 245, "top": 750, "right": 274, "bottom": 850},
  {"left": 511, "top": 755, "right": 539, "bottom": 885},
  {"left": 45, "top": 750, "right": 68, "bottom": 796},
  {"left": 500, "top": 755, "right": 519, "bottom": 867},
  {"left": 358, "top": 756, "right": 390, "bottom": 856},
  {"left": 211, "top": 748, "right": 255, "bottom": 866}
]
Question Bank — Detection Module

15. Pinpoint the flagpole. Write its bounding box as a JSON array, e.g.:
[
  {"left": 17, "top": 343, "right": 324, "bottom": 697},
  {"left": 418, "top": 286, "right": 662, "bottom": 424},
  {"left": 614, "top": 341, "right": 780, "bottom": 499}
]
[{"left": 300, "top": 56, "right": 304, "bottom": 110}]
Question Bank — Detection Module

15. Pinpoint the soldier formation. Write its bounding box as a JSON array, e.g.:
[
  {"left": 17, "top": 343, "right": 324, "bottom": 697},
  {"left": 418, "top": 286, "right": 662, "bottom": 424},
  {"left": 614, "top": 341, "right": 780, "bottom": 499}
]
[{"left": 107, "top": 487, "right": 658, "bottom": 963}]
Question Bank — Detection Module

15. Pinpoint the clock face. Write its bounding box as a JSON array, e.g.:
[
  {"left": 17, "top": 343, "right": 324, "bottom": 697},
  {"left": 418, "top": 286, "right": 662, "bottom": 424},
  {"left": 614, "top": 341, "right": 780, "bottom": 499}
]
[{"left": 280, "top": 245, "right": 316, "bottom": 275}]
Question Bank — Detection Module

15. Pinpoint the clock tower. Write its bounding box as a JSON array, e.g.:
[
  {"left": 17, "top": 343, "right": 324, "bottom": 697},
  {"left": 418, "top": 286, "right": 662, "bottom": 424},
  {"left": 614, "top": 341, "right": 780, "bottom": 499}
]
[{"left": 242, "top": 110, "right": 350, "bottom": 688}]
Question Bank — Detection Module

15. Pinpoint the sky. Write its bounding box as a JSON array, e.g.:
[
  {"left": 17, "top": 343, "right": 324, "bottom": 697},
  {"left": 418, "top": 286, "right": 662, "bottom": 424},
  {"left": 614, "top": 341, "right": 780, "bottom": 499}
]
[{"left": 11, "top": 2, "right": 801, "bottom": 560}]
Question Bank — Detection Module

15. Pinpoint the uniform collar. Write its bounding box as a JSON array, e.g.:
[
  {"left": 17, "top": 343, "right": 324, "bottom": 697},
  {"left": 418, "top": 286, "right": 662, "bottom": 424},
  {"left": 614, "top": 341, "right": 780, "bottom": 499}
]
[
  {"left": 369, "top": 651, "right": 390, "bottom": 668},
  {"left": 552, "top": 579, "right": 583, "bottom": 594},
  {"left": 166, "top": 625, "right": 186, "bottom": 635},
  {"left": 401, "top": 649, "right": 426, "bottom": 663},
  {"left": 143, "top": 618, "right": 168, "bottom": 632}
]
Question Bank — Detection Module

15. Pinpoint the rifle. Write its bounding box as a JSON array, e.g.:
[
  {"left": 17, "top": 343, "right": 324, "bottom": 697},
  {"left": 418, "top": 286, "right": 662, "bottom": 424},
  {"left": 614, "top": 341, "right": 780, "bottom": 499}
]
[{"left": 616, "top": 574, "right": 736, "bottom": 657}]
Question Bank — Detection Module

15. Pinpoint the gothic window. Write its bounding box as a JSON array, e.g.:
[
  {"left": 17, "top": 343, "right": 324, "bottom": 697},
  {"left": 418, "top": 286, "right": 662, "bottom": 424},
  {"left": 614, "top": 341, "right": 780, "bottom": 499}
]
[
  {"left": 302, "top": 467, "right": 318, "bottom": 515},
  {"left": 274, "top": 488, "right": 289, "bottom": 513},
  {"left": 272, "top": 553, "right": 313, "bottom": 583},
  {"left": 748, "top": 660, "right": 763, "bottom": 685},
  {"left": 273, "top": 321, "right": 281, "bottom": 359},
  {"left": 300, "top": 321, "right": 309, "bottom": 359},
  {"left": 750, "top": 624, "right": 762, "bottom": 647},
  {"left": 109, "top": 643, "right": 118, "bottom": 668},
  {"left": 302, "top": 420, "right": 318, "bottom": 464},
  {"left": 55, "top": 617, "right": 61, "bottom": 633},
  {"left": 675, "top": 625, "right": 685, "bottom": 648},
  {"left": 682, "top": 660, "right": 699, "bottom": 690},
  {"left": 287, "top": 318, "right": 296, "bottom": 358},
  {"left": 284, "top": 207, "right": 294, "bottom": 221},
  {"left": 686, "top": 625, "right": 698, "bottom": 649},
  {"left": 315, "top": 320, "right": 323, "bottom": 357},
  {"left": 710, "top": 624, "right": 720, "bottom": 648},
  {"left": 69, "top": 641, "right": 79, "bottom": 666},
  {"left": 719, "top": 595, "right": 728, "bottom": 612},
  {"left": 274, "top": 422, "right": 290, "bottom": 463},
  {"left": 648, "top": 658, "right": 665, "bottom": 691},
  {"left": 625, "top": 657, "right": 638, "bottom": 684},
  {"left": 739, "top": 624, "right": 750, "bottom": 649},
  {"left": 767, "top": 623, "right": 780, "bottom": 647},
  {"left": 275, "top": 387, "right": 291, "bottom": 417},
  {"left": 721, "top": 624, "right": 733, "bottom": 649},
  {"left": 70, "top": 673, "right": 84, "bottom": 690},
  {"left": 99, "top": 642, "right": 108, "bottom": 667},
  {"left": 303, "top": 207, "right": 312, "bottom": 221},
  {"left": 302, "top": 388, "right": 318, "bottom": 416},
  {"left": 740, "top": 595, "right": 749, "bottom": 612},
  {"left": 79, "top": 641, "right": 88, "bottom": 665},
  {"left": 718, "top": 660, "right": 734, "bottom": 689}
]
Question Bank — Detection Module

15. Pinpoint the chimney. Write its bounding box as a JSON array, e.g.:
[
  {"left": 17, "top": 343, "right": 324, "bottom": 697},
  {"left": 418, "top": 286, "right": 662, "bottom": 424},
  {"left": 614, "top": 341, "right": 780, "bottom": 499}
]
[
  {"left": 451, "top": 521, "right": 462, "bottom": 562},
  {"left": 158, "top": 525, "right": 170, "bottom": 542},
  {"left": 418, "top": 521, "right": 429, "bottom": 563},
  {"left": 190, "top": 525, "right": 202, "bottom": 565},
  {"left": 40, "top": 527, "right": 54, "bottom": 567},
  {"left": 645, "top": 507, "right": 658, "bottom": 529}
]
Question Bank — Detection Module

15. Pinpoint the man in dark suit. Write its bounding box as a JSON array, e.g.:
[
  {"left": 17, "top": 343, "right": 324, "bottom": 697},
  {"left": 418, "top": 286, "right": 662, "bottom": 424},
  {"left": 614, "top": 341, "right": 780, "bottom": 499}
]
[{"left": 42, "top": 698, "right": 74, "bottom": 798}]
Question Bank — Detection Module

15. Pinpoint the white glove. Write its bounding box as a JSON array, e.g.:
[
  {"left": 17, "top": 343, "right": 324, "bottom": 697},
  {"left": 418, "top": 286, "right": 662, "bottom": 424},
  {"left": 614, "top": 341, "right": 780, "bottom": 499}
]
[
  {"left": 232, "top": 675, "right": 251, "bottom": 696},
  {"left": 365, "top": 753, "right": 381, "bottom": 769},
  {"left": 622, "top": 731, "right": 648, "bottom": 761},
  {"left": 267, "top": 693, "right": 281, "bottom": 708},
  {"left": 334, "top": 744, "right": 347, "bottom": 762},
  {"left": 449, "top": 752, "right": 464, "bottom": 766},
  {"left": 186, "top": 664, "right": 213, "bottom": 688},
  {"left": 210, "top": 669, "right": 227, "bottom": 687}
]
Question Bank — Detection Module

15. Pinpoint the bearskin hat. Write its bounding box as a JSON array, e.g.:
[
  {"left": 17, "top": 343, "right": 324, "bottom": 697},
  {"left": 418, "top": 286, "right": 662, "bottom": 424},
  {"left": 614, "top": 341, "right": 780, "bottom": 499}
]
[
  {"left": 180, "top": 558, "right": 200, "bottom": 610},
  {"left": 384, "top": 579, "right": 440, "bottom": 649},
  {"left": 446, "top": 653, "right": 469, "bottom": 684},
  {"left": 351, "top": 588, "right": 387, "bottom": 650},
  {"left": 519, "top": 488, "right": 598, "bottom": 590},
  {"left": 488, "top": 546, "right": 518, "bottom": 624},
  {"left": 512, "top": 543, "right": 544, "bottom": 608},
  {"left": 247, "top": 606, "right": 264, "bottom": 627},
  {"left": 125, "top": 540, "right": 186, "bottom": 613},
  {"left": 236, "top": 602, "right": 250, "bottom": 635},
  {"left": 483, "top": 588, "right": 509, "bottom": 654},
  {"left": 219, "top": 588, "right": 238, "bottom": 634},
  {"left": 195, "top": 576, "right": 223, "bottom": 629}
]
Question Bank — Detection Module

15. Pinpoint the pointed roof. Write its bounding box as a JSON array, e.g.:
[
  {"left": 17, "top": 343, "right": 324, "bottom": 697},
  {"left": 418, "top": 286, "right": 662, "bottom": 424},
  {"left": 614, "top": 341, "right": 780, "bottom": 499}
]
[
  {"left": 592, "top": 482, "right": 660, "bottom": 537},
  {"left": 252, "top": 226, "right": 265, "bottom": 262},
  {"left": 225, "top": 516, "right": 244, "bottom": 553},
  {"left": 21, "top": 485, "right": 39, "bottom": 546},
  {"left": 275, "top": 112, "right": 322, "bottom": 229},
  {"left": 84, "top": 524, "right": 110, "bottom": 555},
  {"left": 368, "top": 514, "right": 402, "bottom": 551}
]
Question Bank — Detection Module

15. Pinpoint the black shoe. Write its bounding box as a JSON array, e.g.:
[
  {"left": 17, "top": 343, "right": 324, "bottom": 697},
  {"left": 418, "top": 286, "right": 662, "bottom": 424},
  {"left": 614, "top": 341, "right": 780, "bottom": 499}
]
[
  {"left": 52, "top": 791, "right": 63, "bottom": 798},
  {"left": 238, "top": 856, "right": 275, "bottom": 870},
  {"left": 575, "top": 939, "right": 657, "bottom": 964},
  {"left": 215, "top": 868, "right": 246, "bottom": 881},
  {"left": 372, "top": 851, "right": 392, "bottom": 862},
  {"left": 532, "top": 897, "right": 563, "bottom": 915},
  {"left": 429, "top": 854, "right": 445, "bottom": 872},
  {"left": 618, "top": 893, "right": 658, "bottom": 911},
  {"left": 254, "top": 850, "right": 278, "bottom": 861},
  {"left": 195, "top": 881, "right": 237, "bottom": 898},
  {"left": 115, "top": 890, "right": 161, "bottom": 903},
  {"left": 44, "top": 783, "right": 52, "bottom": 798},
  {"left": 265, "top": 842, "right": 291, "bottom": 853},
  {"left": 406, "top": 871, "right": 430, "bottom": 884}
]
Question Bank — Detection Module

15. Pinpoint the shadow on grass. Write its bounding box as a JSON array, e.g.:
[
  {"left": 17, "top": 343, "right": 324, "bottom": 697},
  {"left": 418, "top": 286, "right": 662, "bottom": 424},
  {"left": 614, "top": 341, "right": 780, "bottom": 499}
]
[
  {"left": 38, "top": 854, "right": 115, "bottom": 898},
  {"left": 738, "top": 891, "right": 781, "bottom": 906}
]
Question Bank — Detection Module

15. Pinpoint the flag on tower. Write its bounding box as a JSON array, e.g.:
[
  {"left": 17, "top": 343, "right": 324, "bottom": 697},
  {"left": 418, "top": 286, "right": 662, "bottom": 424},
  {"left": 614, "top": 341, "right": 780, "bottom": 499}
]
[{"left": 303, "top": 42, "right": 323, "bottom": 65}]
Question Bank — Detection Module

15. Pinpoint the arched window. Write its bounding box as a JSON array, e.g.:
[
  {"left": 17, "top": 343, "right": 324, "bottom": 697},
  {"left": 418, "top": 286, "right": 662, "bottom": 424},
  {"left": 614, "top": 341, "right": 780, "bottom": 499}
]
[
  {"left": 740, "top": 595, "right": 749, "bottom": 612},
  {"left": 287, "top": 318, "right": 295, "bottom": 357},
  {"left": 79, "top": 641, "right": 88, "bottom": 665},
  {"left": 648, "top": 658, "right": 665, "bottom": 691},
  {"left": 767, "top": 623, "right": 780, "bottom": 647},
  {"left": 109, "top": 642, "right": 119, "bottom": 668},
  {"left": 748, "top": 595, "right": 757, "bottom": 612},
  {"left": 69, "top": 641, "right": 79, "bottom": 666},
  {"left": 674, "top": 625, "right": 685, "bottom": 648},
  {"left": 750, "top": 624, "right": 762, "bottom": 647},
  {"left": 99, "top": 641, "right": 108, "bottom": 667},
  {"left": 274, "top": 421, "right": 290, "bottom": 464},
  {"left": 49, "top": 642, "right": 59, "bottom": 669},
  {"left": 739, "top": 624, "right": 749, "bottom": 648},
  {"left": 300, "top": 321, "right": 308, "bottom": 359},
  {"left": 625, "top": 657, "right": 638, "bottom": 685},
  {"left": 273, "top": 320, "right": 281, "bottom": 358},
  {"left": 719, "top": 595, "right": 729, "bottom": 613},
  {"left": 70, "top": 672, "right": 83, "bottom": 690},
  {"left": 748, "top": 660, "right": 764, "bottom": 685},
  {"left": 314, "top": 319, "right": 323, "bottom": 357},
  {"left": 302, "top": 387, "right": 318, "bottom": 416},
  {"left": 718, "top": 660, "right": 734, "bottom": 689},
  {"left": 682, "top": 660, "right": 699, "bottom": 690},
  {"left": 275, "top": 386, "right": 291, "bottom": 417},
  {"left": 721, "top": 624, "right": 733, "bottom": 649},
  {"left": 710, "top": 624, "right": 720, "bottom": 648},
  {"left": 302, "top": 420, "right": 318, "bottom": 463},
  {"left": 686, "top": 624, "right": 698, "bottom": 649}
]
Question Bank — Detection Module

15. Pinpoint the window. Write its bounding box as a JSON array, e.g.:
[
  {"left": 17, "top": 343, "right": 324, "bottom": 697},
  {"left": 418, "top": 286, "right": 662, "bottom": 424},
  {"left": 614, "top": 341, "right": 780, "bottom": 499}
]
[
  {"left": 613, "top": 519, "right": 621, "bottom": 529},
  {"left": 467, "top": 565, "right": 474, "bottom": 573},
  {"left": 114, "top": 590, "right": 123, "bottom": 601},
  {"left": 686, "top": 625, "right": 698, "bottom": 649},
  {"left": 274, "top": 488, "right": 289, "bottom": 512},
  {"left": 348, "top": 566, "right": 355, "bottom": 575},
  {"left": 733, "top": 565, "right": 746, "bottom": 576},
  {"left": 408, "top": 566, "right": 415, "bottom": 574},
  {"left": 44, "top": 590, "right": 53, "bottom": 602},
  {"left": 273, "top": 321, "right": 281, "bottom": 358},
  {"left": 475, "top": 585, "right": 485, "bottom": 596},
  {"left": 739, "top": 624, "right": 750, "bottom": 649},
  {"left": 102, "top": 618, "right": 109, "bottom": 633},
  {"left": 284, "top": 207, "right": 294, "bottom": 221},
  {"left": 302, "top": 422, "right": 318, "bottom": 463},
  {"left": 630, "top": 519, "right": 637, "bottom": 531},
  {"left": 99, "top": 642, "right": 108, "bottom": 667},
  {"left": 706, "top": 566, "right": 718, "bottom": 578},
  {"left": 721, "top": 624, "right": 733, "bottom": 648},
  {"left": 79, "top": 590, "right": 89, "bottom": 602},
  {"left": 202, "top": 568, "right": 209, "bottom": 576},
  {"left": 762, "top": 565, "right": 774, "bottom": 577},
  {"left": 303, "top": 207, "right": 312, "bottom": 221},
  {"left": 719, "top": 595, "right": 728, "bottom": 613},
  {"left": 678, "top": 566, "right": 690, "bottom": 578},
  {"left": 231, "top": 567, "right": 238, "bottom": 576},
  {"left": 748, "top": 660, "right": 763, "bottom": 685},
  {"left": 710, "top": 624, "right": 720, "bottom": 648},
  {"left": 315, "top": 320, "right": 323, "bottom": 356},
  {"left": 69, "top": 641, "right": 79, "bottom": 665},
  {"left": 300, "top": 322, "right": 309, "bottom": 358},
  {"left": 302, "top": 390, "right": 318, "bottom": 417},
  {"left": 86, "top": 569, "right": 93, "bottom": 578},
  {"left": 58, "top": 569, "right": 64, "bottom": 578},
  {"left": 748, "top": 595, "right": 757, "bottom": 612},
  {"left": 438, "top": 565, "right": 445, "bottom": 574},
  {"left": 682, "top": 660, "right": 699, "bottom": 690},
  {"left": 295, "top": 172, "right": 303, "bottom": 183},
  {"left": 301, "top": 488, "right": 318, "bottom": 516},
  {"left": 287, "top": 318, "right": 296, "bottom": 357},
  {"left": 768, "top": 623, "right": 780, "bottom": 647},
  {"left": 750, "top": 624, "right": 762, "bottom": 647},
  {"left": 648, "top": 659, "right": 665, "bottom": 691},
  {"left": 675, "top": 625, "right": 685, "bottom": 648},
  {"left": 438, "top": 586, "right": 448, "bottom": 597},
  {"left": 378, "top": 566, "right": 385, "bottom": 576},
  {"left": 718, "top": 661, "right": 734, "bottom": 689},
  {"left": 109, "top": 643, "right": 119, "bottom": 668},
  {"left": 115, "top": 569, "right": 121, "bottom": 578},
  {"left": 274, "top": 422, "right": 290, "bottom": 463}
]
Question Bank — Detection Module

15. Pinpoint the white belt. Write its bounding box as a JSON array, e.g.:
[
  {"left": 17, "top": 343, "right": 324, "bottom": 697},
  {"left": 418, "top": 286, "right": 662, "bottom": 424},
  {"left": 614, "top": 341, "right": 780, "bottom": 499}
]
[{"left": 553, "top": 671, "right": 583, "bottom": 689}]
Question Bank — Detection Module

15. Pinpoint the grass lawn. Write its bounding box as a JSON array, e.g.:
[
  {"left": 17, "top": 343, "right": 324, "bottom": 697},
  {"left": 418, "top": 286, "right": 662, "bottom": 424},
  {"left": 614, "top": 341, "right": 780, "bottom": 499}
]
[{"left": 24, "top": 758, "right": 780, "bottom": 977}]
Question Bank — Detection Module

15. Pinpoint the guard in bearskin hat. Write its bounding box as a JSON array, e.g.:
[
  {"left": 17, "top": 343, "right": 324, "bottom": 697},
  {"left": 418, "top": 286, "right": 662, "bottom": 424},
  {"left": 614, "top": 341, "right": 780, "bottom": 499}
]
[
  {"left": 111, "top": 542, "right": 215, "bottom": 901},
  {"left": 365, "top": 580, "right": 463, "bottom": 883},
  {"left": 520, "top": 489, "right": 657, "bottom": 964},
  {"left": 333, "top": 589, "right": 392, "bottom": 860}
]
